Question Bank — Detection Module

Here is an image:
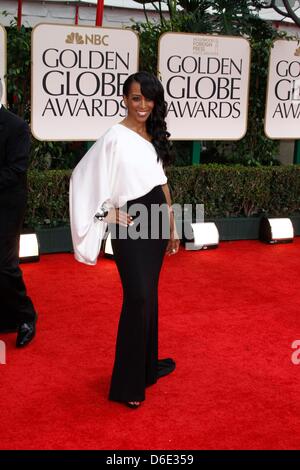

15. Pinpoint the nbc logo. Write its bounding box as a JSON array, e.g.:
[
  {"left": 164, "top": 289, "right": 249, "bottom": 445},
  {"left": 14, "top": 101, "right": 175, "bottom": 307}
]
[
  {"left": 66, "top": 32, "right": 84, "bottom": 44},
  {"left": 294, "top": 47, "right": 300, "bottom": 57},
  {"left": 65, "top": 32, "right": 109, "bottom": 46}
]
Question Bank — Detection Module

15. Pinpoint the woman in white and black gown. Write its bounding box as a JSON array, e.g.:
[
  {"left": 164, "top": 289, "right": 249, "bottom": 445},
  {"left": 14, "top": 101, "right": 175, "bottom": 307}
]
[{"left": 70, "top": 72, "right": 179, "bottom": 409}]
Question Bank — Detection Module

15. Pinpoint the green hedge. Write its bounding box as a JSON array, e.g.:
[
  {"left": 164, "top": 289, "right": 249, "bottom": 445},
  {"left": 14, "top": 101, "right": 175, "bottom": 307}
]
[
  {"left": 27, "top": 170, "right": 71, "bottom": 227},
  {"left": 25, "top": 165, "right": 300, "bottom": 227}
]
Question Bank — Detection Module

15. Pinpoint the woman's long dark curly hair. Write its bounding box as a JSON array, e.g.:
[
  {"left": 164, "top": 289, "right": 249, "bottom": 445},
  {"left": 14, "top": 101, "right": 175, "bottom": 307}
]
[{"left": 123, "top": 71, "right": 173, "bottom": 166}]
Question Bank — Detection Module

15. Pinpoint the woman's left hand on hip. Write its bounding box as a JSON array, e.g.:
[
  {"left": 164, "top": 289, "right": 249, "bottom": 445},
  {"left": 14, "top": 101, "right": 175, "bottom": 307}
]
[{"left": 166, "top": 237, "right": 180, "bottom": 256}]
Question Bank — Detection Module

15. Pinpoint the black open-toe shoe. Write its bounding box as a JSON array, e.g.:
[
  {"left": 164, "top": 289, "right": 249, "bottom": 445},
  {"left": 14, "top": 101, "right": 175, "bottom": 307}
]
[{"left": 126, "top": 402, "right": 141, "bottom": 409}]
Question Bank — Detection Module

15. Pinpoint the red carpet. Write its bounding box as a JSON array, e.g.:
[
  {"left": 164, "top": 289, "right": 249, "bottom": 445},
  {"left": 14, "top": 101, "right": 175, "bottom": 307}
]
[{"left": 1, "top": 239, "right": 300, "bottom": 450}]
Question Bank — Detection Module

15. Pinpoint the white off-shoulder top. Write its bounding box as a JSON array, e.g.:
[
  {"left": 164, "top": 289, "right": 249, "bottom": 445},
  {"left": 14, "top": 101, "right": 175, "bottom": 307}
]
[{"left": 69, "top": 124, "right": 168, "bottom": 265}]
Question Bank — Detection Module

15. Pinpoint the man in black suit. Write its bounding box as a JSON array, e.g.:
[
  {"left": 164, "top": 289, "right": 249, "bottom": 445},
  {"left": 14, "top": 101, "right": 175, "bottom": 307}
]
[{"left": 0, "top": 79, "right": 37, "bottom": 347}]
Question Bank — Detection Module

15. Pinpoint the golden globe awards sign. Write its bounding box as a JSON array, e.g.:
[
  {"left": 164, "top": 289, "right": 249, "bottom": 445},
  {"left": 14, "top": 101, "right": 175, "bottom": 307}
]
[
  {"left": 158, "top": 33, "right": 251, "bottom": 140},
  {"left": 0, "top": 25, "right": 6, "bottom": 105},
  {"left": 32, "top": 24, "right": 139, "bottom": 140},
  {"left": 265, "top": 40, "right": 300, "bottom": 139}
]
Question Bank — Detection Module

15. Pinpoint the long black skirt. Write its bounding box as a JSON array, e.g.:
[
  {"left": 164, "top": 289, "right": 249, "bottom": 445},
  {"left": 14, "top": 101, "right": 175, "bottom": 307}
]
[{"left": 108, "top": 185, "right": 175, "bottom": 402}]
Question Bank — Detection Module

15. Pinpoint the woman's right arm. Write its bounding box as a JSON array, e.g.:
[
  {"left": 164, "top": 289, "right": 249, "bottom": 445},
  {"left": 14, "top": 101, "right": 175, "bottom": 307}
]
[
  {"left": 98, "top": 199, "right": 132, "bottom": 226},
  {"left": 104, "top": 208, "right": 133, "bottom": 227}
]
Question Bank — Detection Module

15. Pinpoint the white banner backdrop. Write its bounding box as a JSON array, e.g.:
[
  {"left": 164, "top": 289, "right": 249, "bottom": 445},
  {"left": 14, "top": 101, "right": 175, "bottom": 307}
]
[
  {"left": 265, "top": 39, "right": 300, "bottom": 139},
  {"left": 32, "top": 24, "right": 139, "bottom": 140},
  {"left": 158, "top": 33, "right": 251, "bottom": 140},
  {"left": 0, "top": 25, "right": 6, "bottom": 105}
]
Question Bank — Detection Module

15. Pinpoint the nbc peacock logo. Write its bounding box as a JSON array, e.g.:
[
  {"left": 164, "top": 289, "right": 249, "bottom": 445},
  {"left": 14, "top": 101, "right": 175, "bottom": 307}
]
[
  {"left": 294, "top": 46, "right": 300, "bottom": 56},
  {"left": 65, "top": 32, "right": 109, "bottom": 46},
  {"left": 66, "top": 32, "right": 84, "bottom": 44}
]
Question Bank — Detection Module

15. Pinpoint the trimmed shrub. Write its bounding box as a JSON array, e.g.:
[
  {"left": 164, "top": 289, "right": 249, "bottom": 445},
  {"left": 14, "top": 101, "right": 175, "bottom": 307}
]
[{"left": 25, "top": 166, "right": 300, "bottom": 227}]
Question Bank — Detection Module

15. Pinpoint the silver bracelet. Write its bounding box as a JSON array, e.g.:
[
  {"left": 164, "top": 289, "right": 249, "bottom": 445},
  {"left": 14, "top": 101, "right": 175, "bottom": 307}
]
[{"left": 95, "top": 206, "right": 109, "bottom": 221}]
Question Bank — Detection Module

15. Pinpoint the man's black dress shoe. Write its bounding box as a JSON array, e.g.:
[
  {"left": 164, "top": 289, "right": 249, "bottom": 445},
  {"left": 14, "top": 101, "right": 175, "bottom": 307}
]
[{"left": 16, "top": 319, "right": 36, "bottom": 348}]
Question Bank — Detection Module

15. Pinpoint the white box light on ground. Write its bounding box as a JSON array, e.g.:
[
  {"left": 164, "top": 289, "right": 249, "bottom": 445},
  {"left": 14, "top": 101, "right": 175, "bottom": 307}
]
[
  {"left": 104, "top": 231, "right": 114, "bottom": 258},
  {"left": 19, "top": 233, "right": 40, "bottom": 262},
  {"left": 259, "top": 217, "right": 294, "bottom": 244},
  {"left": 185, "top": 222, "right": 219, "bottom": 250}
]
